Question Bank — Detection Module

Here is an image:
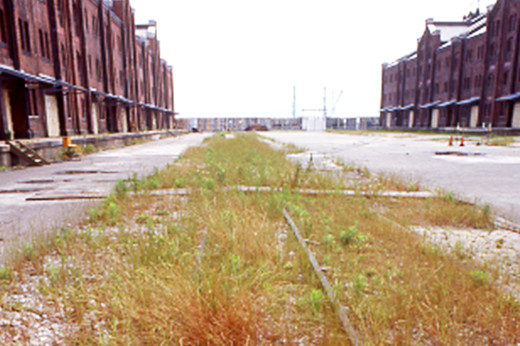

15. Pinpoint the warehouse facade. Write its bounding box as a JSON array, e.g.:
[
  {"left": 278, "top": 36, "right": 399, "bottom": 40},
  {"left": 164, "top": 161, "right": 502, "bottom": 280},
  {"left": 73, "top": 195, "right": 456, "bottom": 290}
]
[
  {"left": 0, "top": 0, "right": 174, "bottom": 140},
  {"left": 381, "top": 0, "right": 520, "bottom": 130}
]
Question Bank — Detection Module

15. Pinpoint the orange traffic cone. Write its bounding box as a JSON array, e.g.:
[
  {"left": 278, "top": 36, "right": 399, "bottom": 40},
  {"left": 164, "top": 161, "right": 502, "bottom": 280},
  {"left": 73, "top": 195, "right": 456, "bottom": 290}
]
[
  {"left": 460, "top": 135, "right": 465, "bottom": 147},
  {"left": 449, "top": 136, "right": 453, "bottom": 146}
]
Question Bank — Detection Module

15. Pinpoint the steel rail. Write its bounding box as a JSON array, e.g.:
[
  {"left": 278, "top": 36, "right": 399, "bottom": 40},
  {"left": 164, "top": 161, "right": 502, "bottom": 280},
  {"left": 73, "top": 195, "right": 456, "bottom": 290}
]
[{"left": 283, "top": 208, "right": 360, "bottom": 346}]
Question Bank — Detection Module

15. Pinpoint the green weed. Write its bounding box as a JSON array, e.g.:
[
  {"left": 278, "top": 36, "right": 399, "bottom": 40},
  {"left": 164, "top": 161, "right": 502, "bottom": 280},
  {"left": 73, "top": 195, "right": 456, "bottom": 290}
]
[
  {"left": 469, "top": 270, "right": 491, "bottom": 287},
  {"left": 0, "top": 266, "right": 12, "bottom": 281}
]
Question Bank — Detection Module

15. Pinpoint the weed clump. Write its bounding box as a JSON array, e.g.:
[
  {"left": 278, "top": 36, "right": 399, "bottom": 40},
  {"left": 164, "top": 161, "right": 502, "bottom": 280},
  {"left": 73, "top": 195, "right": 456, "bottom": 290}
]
[
  {"left": 88, "top": 195, "right": 121, "bottom": 226},
  {"left": 0, "top": 267, "right": 12, "bottom": 281},
  {"left": 469, "top": 270, "right": 491, "bottom": 287}
]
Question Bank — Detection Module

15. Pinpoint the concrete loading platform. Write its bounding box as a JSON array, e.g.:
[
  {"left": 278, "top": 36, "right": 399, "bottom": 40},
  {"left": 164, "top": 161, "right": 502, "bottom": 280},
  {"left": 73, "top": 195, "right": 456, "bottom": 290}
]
[{"left": 0, "top": 130, "right": 186, "bottom": 168}]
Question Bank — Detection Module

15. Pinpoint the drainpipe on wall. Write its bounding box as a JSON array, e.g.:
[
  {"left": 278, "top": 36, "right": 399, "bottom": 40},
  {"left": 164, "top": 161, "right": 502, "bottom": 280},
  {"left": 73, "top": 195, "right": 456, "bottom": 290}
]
[{"left": 78, "top": 0, "right": 92, "bottom": 134}]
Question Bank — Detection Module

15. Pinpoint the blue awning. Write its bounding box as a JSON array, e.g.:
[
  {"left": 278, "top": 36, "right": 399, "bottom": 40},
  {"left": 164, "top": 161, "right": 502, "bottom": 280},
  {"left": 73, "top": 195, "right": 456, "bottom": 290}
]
[
  {"left": 437, "top": 100, "right": 456, "bottom": 107},
  {"left": 457, "top": 96, "right": 481, "bottom": 105},
  {"left": 419, "top": 101, "right": 440, "bottom": 109},
  {"left": 400, "top": 104, "right": 415, "bottom": 111},
  {"left": 496, "top": 93, "right": 520, "bottom": 102}
]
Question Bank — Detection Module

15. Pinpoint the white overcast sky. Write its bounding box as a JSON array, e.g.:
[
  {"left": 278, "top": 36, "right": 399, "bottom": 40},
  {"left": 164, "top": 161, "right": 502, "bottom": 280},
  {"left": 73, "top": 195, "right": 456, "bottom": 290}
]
[{"left": 130, "top": 0, "right": 497, "bottom": 118}]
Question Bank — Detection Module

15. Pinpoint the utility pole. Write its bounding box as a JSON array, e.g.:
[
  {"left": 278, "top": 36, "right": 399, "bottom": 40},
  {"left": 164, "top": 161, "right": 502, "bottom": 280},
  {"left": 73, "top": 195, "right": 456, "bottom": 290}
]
[
  {"left": 323, "top": 87, "right": 327, "bottom": 118},
  {"left": 293, "top": 86, "right": 296, "bottom": 119}
]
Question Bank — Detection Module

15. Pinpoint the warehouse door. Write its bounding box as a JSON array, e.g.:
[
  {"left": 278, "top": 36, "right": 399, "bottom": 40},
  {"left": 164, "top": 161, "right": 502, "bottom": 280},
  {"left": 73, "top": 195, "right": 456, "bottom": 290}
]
[
  {"left": 91, "top": 103, "right": 99, "bottom": 134},
  {"left": 512, "top": 102, "right": 520, "bottom": 128},
  {"left": 3, "top": 89, "right": 13, "bottom": 137},
  {"left": 120, "top": 108, "right": 128, "bottom": 132},
  {"left": 431, "top": 109, "right": 439, "bottom": 128},
  {"left": 470, "top": 105, "right": 479, "bottom": 128},
  {"left": 6, "top": 87, "right": 28, "bottom": 139},
  {"left": 386, "top": 113, "right": 392, "bottom": 128},
  {"left": 44, "top": 95, "right": 60, "bottom": 137}
]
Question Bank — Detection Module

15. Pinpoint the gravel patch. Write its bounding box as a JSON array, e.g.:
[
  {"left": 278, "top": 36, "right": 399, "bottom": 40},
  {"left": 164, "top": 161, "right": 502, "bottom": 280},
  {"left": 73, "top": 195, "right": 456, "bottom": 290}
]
[
  {"left": 412, "top": 226, "right": 520, "bottom": 300},
  {"left": 0, "top": 270, "right": 71, "bottom": 345}
]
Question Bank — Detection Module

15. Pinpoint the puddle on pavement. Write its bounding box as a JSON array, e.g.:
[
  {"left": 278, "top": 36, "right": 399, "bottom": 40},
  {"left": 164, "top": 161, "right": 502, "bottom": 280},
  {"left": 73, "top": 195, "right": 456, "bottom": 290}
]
[
  {"left": 0, "top": 188, "right": 50, "bottom": 194},
  {"left": 55, "top": 170, "right": 120, "bottom": 175},
  {"left": 26, "top": 194, "right": 106, "bottom": 201},
  {"left": 435, "top": 151, "right": 485, "bottom": 156},
  {"left": 20, "top": 179, "right": 56, "bottom": 184}
]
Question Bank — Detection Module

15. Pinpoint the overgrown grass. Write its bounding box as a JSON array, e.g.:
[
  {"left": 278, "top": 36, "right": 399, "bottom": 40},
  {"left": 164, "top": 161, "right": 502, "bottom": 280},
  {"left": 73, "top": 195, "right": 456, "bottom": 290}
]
[
  {"left": 80, "top": 143, "right": 99, "bottom": 155},
  {"left": 488, "top": 135, "right": 517, "bottom": 146},
  {"left": 288, "top": 195, "right": 518, "bottom": 344},
  {"left": 0, "top": 132, "right": 517, "bottom": 344}
]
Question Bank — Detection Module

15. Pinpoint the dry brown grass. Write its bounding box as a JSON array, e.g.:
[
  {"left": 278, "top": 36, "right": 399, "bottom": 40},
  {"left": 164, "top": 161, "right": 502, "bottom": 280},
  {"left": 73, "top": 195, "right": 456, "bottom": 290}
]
[{"left": 288, "top": 194, "right": 519, "bottom": 344}]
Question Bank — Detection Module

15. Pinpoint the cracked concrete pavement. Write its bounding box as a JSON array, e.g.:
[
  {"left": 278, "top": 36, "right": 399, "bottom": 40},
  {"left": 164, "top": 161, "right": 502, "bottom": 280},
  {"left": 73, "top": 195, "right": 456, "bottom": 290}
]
[
  {"left": 0, "top": 133, "right": 209, "bottom": 263},
  {"left": 262, "top": 131, "right": 520, "bottom": 224}
]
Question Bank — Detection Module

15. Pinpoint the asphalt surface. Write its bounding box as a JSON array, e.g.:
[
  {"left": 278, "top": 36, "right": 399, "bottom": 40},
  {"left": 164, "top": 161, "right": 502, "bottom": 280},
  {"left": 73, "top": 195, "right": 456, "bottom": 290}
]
[
  {"left": 0, "top": 133, "right": 209, "bottom": 263},
  {"left": 262, "top": 131, "right": 520, "bottom": 224}
]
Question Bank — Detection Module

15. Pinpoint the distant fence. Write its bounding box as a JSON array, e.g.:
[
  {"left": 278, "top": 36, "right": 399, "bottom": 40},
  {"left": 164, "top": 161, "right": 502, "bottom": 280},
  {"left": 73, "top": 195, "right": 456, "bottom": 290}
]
[{"left": 176, "top": 117, "right": 379, "bottom": 132}]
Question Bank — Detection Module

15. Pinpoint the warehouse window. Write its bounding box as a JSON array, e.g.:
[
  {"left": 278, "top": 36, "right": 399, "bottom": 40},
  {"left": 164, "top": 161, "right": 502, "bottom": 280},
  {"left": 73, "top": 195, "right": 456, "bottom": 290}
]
[
  {"left": 84, "top": 9, "right": 89, "bottom": 32},
  {"left": 45, "top": 32, "right": 50, "bottom": 59},
  {"left": 477, "top": 46, "right": 485, "bottom": 60},
  {"left": 465, "top": 49, "right": 473, "bottom": 63},
  {"left": 24, "top": 21, "right": 30, "bottom": 51},
  {"left": 494, "top": 20, "right": 501, "bottom": 37},
  {"left": 39, "top": 29, "right": 45, "bottom": 58},
  {"left": 475, "top": 74, "right": 482, "bottom": 88},
  {"left": 509, "top": 14, "right": 516, "bottom": 32},
  {"left": 96, "top": 58, "right": 101, "bottom": 80},
  {"left": 77, "top": 51, "right": 85, "bottom": 85},
  {"left": 0, "top": 9, "right": 6, "bottom": 43},
  {"left": 19, "top": 19, "right": 31, "bottom": 53},
  {"left": 486, "top": 74, "right": 494, "bottom": 90},
  {"left": 489, "top": 44, "right": 496, "bottom": 57},
  {"left": 28, "top": 90, "right": 38, "bottom": 116}
]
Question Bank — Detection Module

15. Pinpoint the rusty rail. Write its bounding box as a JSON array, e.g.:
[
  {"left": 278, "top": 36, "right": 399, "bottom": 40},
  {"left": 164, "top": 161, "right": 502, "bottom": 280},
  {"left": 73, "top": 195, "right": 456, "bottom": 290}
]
[{"left": 283, "top": 209, "right": 360, "bottom": 346}]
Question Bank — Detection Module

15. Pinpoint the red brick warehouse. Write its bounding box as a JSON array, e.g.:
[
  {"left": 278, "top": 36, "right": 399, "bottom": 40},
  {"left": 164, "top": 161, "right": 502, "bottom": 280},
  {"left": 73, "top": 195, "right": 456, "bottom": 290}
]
[
  {"left": 381, "top": 0, "right": 520, "bottom": 130},
  {"left": 0, "top": 0, "right": 175, "bottom": 140}
]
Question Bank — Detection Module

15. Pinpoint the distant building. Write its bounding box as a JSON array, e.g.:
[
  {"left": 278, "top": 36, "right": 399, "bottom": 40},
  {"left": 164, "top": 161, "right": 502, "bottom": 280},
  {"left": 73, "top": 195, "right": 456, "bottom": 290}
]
[
  {"left": 177, "top": 116, "right": 377, "bottom": 132},
  {"left": 381, "top": 0, "right": 520, "bottom": 130},
  {"left": 0, "top": 0, "right": 174, "bottom": 140},
  {"left": 327, "top": 117, "right": 379, "bottom": 130}
]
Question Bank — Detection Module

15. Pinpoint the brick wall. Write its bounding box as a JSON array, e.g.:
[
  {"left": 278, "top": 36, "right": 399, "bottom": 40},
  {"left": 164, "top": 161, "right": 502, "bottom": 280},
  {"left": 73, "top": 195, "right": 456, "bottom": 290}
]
[{"left": 0, "top": 0, "right": 175, "bottom": 140}]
